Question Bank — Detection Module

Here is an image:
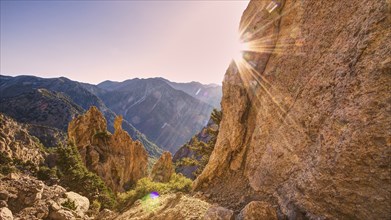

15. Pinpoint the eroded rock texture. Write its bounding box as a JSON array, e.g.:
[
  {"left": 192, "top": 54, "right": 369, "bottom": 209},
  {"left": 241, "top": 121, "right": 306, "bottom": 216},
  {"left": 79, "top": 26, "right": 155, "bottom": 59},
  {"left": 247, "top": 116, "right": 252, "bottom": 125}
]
[
  {"left": 151, "top": 151, "right": 174, "bottom": 182},
  {"left": 194, "top": 0, "right": 391, "bottom": 219},
  {"left": 68, "top": 106, "right": 148, "bottom": 192},
  {"left": 0, "top": 114, "right": 45, "bottom": 166}
]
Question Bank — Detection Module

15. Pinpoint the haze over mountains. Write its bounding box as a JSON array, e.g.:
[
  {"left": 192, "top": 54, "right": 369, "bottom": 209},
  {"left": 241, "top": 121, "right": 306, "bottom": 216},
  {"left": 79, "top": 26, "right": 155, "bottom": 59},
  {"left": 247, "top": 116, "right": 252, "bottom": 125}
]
[{"left": 0, "top": 75, "right": 221, "bottom": 154}]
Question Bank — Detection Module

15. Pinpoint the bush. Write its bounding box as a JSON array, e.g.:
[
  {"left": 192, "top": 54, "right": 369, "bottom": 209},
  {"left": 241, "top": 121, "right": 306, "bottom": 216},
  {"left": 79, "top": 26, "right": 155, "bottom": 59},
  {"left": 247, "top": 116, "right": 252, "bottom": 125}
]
[
  {"left": 62, "top": 199, "right": 77, "bottom": 210},
  {"left": 55, "top": 143, "right": 117, "bottom": 209},
  {"left": 37, "top": 166, "right": 58, "bottom": 181},
  {"left": 118, "top": 173, "right": 192, "bottom": 208}
]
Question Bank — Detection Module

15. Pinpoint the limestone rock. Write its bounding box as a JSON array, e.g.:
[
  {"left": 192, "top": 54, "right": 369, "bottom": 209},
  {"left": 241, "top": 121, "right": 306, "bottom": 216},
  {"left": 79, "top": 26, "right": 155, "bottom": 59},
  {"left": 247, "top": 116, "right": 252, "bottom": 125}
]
[
  {"left": 194, "top": 0, "right": 391, "bottom": 219},
  {"left": 0, "top": 207, "right": 13, "bottom": 220},
  {"left": 0, "top": 113, "right": 45, "bottom": 166},
  {"left": 0, "top": 173, "right": 90, "bottom": 220},
  {"left": 62, "top": 192, "right": 89, "bottom": 217},
  {"left": 151, "top": 151, "right": 174, "bottom": 182},
  {"left": 68, "top": 106, "right": 148, "bottom": 192},
  {"left": 202, "top": 205, "right": 234, "bottom": 220},
  {"left": 237, "top": 201, "right": 277, "bottom": 220},
  {"left": 49, "top": 208, "right": 75, "bottom": 220}
]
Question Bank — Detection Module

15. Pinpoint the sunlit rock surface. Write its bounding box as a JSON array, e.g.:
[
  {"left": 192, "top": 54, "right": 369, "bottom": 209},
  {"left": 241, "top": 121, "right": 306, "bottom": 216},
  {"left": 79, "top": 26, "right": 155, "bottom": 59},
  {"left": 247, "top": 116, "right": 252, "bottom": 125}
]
[
  {"left": 68, "top": 106, "right": 148, "bottom": 192},
  {"left": 194, "top": 0, "right": 391, "bottom": 219},
  {"left": 0, "top": 113, "right": 45, "bottom": 166},
  {"left": 151, "top": 152, "right": 174, "bottom": 183}
]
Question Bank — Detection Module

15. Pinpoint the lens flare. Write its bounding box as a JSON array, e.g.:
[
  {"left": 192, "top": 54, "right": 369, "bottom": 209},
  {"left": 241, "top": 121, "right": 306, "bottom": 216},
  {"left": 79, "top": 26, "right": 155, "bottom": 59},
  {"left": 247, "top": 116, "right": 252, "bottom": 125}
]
[{"left": 141, "top": 191, "right": 160, "bottom": 212}]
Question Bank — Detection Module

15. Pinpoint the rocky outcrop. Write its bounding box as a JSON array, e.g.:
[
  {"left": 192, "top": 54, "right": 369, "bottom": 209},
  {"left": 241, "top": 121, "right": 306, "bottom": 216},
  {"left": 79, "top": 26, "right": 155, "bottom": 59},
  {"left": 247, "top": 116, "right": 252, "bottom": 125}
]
[
  {"left": 237, "top": 201, "right": 277, "bottom": 220},
  {"left": 0, "top": 113, "right": 45, "bottom": 166},
  {"left": 194, "top": 0, "right": 391, "bottom": 219},
  {"left": 151, "top": 152, "right": 174, "bottom": 182},
  {"left": 68, "top": 106, "right": 148, "bottom": 192},
  {"left": 0, "top": 173, "right": 89, "bottom": 220}
]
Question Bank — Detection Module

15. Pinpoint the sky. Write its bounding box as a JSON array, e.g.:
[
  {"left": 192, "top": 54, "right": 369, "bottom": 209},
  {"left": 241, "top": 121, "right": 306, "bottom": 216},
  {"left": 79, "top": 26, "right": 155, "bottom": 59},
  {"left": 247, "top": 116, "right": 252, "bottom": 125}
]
[{"left": 0, "top": 1, "right": 249, "bottom": 85}]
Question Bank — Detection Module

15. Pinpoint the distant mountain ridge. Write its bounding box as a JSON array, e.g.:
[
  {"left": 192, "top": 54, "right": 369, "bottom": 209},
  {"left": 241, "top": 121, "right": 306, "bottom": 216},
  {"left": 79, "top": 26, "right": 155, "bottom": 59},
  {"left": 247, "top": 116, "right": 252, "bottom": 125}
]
[
  {"left": 0, "top": 75, "right": 221, "bottom": 154},
  {"left": 0, "top": 75, "right": 162, "bottom": 157},
  {"left": 93, "top": 77, "right": 216, "bottom": 153}
]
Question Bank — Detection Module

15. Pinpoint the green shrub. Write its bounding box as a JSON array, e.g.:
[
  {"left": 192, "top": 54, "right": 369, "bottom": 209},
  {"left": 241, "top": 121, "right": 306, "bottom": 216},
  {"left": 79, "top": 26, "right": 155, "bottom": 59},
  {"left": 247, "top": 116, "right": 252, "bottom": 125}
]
[
  {"left": 55, "top": 143, "right": 117, "bottom": 209},
  {"left": 118, "top": 173, "right": 192, "bottom": 208},
  {"left": 90, "top": 200, "right": 101, "bottom": 215},
  {"left": 37, "top": 166, "right": 58, "bottom": 181},
  {"left": 0, "top": 165, "right": 16, "bottom": 175},
  {"left": 62, "top": 199, "right": 77, "bottom": 210}
]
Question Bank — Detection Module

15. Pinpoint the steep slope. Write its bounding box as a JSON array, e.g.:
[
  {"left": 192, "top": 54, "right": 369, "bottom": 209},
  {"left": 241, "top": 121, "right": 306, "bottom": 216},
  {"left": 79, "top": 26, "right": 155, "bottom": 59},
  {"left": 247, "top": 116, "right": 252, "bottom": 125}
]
[
  {"left": 97, "top": 78, "right": 214, "bottom": 153},
  {"left": 0, "top": 88, "right": 83, "bottom": 147},
  {"left": 174, "top": 115, "right": 220, "bottom": 180},
  {"left": 0, "top": 75, "right": 162, "bottom": 156},
  {"left": 0, "top": 113, "right": 45, "bottom": 166},
  {"left": 68, "top": 107, "right": 148, "bottom": 192},
  {"left": 160, "top": 78, "right": 222, "bottom": 109},
  {"left": 194, "top": 0, "right": 391, "bottom": 219}
]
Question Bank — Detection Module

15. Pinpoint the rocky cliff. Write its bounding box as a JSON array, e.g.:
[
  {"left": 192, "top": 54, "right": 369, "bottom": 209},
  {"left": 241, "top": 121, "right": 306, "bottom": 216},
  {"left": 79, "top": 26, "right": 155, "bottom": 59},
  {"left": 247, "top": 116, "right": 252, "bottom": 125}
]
[
  {"left": 194, "top": 0, "right": 391, "bottom": 219},
  {"left": 68, "top": 106, "right": 148, "bottom": 192}
]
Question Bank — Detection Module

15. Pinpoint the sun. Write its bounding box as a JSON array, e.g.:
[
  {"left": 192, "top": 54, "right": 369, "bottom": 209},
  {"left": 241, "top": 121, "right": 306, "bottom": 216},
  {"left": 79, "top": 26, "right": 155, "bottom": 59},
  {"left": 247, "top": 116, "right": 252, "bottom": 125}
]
[{"left": 232, "top": 38, "right": 249, "bottom": 62}]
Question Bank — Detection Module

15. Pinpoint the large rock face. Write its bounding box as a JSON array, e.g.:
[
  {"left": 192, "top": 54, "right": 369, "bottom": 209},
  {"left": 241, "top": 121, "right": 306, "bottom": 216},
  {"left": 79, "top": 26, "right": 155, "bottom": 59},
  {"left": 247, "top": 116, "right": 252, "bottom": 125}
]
[
  {"left": 68, "top": 106, "right": 148, "bottom": 192},
  {"left": 194, "top": 0, "right": 391, "bottom": 219}
]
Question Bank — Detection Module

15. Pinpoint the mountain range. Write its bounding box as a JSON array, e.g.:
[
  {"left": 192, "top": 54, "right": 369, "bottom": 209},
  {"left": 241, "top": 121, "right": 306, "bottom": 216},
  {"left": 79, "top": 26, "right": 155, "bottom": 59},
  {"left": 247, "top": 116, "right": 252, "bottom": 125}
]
[{"left": 0, "top": 75, "right": 221, "bottom": 154}]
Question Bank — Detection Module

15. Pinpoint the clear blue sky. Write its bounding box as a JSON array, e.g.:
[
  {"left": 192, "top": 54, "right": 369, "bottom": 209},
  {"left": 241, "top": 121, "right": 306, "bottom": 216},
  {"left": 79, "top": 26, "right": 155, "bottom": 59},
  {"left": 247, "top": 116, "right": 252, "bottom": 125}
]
[{"left": 0, "top": 1, "right": 249, "bottom": 84}]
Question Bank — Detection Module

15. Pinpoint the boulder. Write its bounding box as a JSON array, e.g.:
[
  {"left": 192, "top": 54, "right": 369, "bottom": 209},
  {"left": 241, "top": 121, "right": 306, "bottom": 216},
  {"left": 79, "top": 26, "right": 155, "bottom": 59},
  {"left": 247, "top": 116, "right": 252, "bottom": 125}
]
[
  {"left": 49, "top": 209, "right": 75, "bottom": 220},
  {"left": 237, "top": 201, "right": 277, "bottom": 220},
  {"left": 202, "top": 205, "right": 234, "bottom": 220},
  {"left": 62, "top": 192, "right": 89, "bottom": 217},
  {"left": 0, "top": 207, "right": 13, "bottom": 220}
]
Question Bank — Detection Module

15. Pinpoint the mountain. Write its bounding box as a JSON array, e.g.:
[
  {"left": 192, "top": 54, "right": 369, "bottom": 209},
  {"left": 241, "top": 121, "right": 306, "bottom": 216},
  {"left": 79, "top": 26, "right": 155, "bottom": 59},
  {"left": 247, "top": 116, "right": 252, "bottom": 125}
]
[
  {"left": 193, "top": 0, "right": 391, "bottom": 219},
  {"left": 161, "top": 78, "right": 222, "bottom": 109},
  {"left": 0, "top": 75, "right": 162, "bottom": 157},
  {"left": 95, "top": 78, "right": 214, "bottom": 153}
]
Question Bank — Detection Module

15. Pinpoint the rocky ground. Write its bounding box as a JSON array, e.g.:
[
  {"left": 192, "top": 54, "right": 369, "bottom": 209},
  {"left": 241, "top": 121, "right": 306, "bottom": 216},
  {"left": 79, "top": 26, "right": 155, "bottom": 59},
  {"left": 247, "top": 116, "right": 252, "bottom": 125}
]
[{"left": 0, "top": 173, "right": 90, "bottom": 220}]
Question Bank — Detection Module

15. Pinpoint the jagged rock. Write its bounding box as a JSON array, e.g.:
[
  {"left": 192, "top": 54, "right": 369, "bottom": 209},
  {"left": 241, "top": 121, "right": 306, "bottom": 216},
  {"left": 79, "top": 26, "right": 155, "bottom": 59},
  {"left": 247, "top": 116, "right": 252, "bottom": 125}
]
[
  {"left": 194, "top": 0, "right": 391, "bottom": 219},
  {"left": 202, "top": 205, "right": 234, "bottom": 220},
  {"left": 0, "top": 113, "right": 45, "bottom": 166},
  {"left": 68, "top": 106, "right": 148, "bottom": 192},
  {"left": 237, "top": 201, "right": 277, "bottom": 220},
  {"left": 0, "top": 207, "right": 13, "bottom": 220},
  {"left": 151, "top": 151, "right": 174, "bottom": 182}
]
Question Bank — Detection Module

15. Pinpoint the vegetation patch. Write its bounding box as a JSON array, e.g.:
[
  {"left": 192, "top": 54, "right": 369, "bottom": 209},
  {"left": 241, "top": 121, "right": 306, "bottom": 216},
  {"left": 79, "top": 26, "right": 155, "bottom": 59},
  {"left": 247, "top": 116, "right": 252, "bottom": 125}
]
[{"left": 118, "top": 173, "right": 192, "bottom": 209}]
